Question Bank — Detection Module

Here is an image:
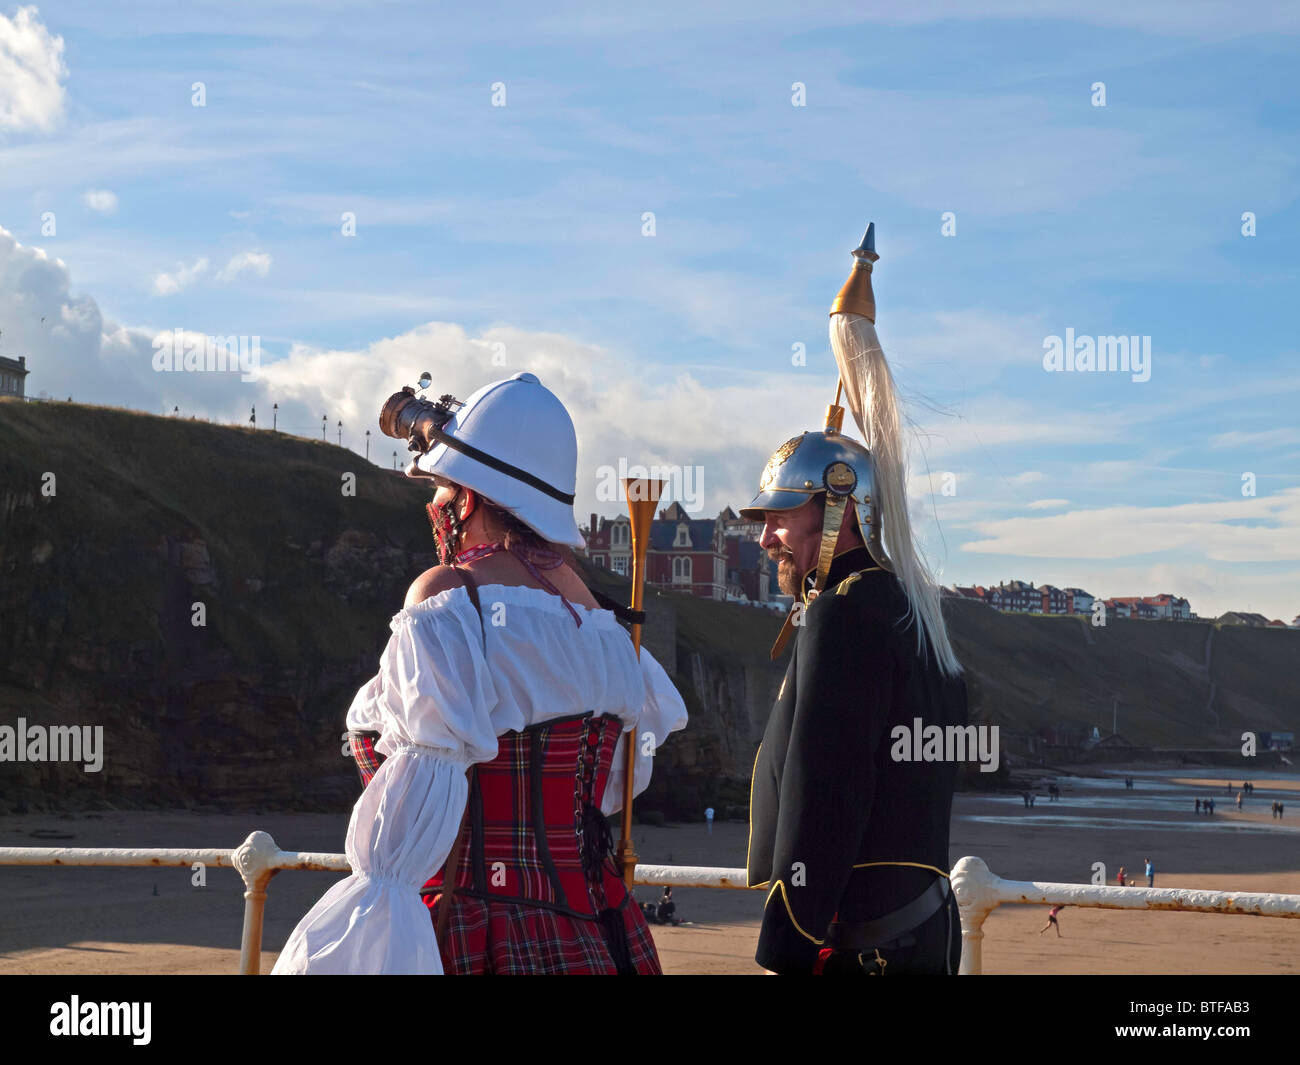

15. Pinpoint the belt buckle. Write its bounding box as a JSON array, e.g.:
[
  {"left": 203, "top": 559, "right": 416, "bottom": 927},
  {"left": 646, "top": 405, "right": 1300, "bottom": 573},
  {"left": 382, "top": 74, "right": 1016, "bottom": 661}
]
[{"left": 858, "top": 948, "right": 887, "bottom": 975}]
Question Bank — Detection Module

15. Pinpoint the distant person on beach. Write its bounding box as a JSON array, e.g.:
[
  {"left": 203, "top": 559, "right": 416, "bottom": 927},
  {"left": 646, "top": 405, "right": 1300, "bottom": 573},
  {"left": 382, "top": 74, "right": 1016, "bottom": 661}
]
[
  {"left": 1023, "top": 792, "right": 1031, "bottom": 807},
  {"left": 1195, "top": 798, "right": 1201, "bottom": 814},
  {"left": 657, "top": 887, "right": 677, "bottom": 925},
  {"left": 1280, "top": 803, "right": 1285, "bottom": 819},
  {"left": 1226, "top": 781, "right": 1233, "bottom": 794},
  {"left": 1145, "top": 859, "right": 1154, "bottom": 887},
  {"left": 1208, "top": 798, "right": 1215, "bottom": 814},
  {"left": 1117, "top": 867, "right": 1127, "bottom": 886},
  {"left": 1236, "top": 792, "right": 1243, "bottom": 809},
  {"left": 705, "top": 806, "right": 714, "bottom": 835},
  {"left": 1039, "top": 905, "right": 1064, "bottom": 936},
  {"left": 1271, "top": 801, "right": 1279, "bottom": 819}
]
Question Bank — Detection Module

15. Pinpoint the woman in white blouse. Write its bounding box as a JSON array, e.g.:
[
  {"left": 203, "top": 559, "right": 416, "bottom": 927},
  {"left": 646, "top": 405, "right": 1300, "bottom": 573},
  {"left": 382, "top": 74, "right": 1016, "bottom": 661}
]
[{"left": 272, "top": 371, "right": 687, "bottom": 975}]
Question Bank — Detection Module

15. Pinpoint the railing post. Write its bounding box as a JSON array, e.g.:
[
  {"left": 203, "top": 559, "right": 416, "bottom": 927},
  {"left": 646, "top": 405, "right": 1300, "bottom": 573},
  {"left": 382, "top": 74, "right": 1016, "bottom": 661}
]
[
  {"left": 231, "top": 831, "right": 283, "bottom": 976},
  {"left": 950, "top": 855, "right": 999, "bottom": 975}
]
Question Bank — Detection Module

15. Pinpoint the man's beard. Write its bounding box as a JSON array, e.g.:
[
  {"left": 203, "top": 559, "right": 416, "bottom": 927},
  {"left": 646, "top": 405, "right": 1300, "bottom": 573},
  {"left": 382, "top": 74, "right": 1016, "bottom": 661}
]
[{"left": 771, "top": 549, "right": 799, "bottom": 597}]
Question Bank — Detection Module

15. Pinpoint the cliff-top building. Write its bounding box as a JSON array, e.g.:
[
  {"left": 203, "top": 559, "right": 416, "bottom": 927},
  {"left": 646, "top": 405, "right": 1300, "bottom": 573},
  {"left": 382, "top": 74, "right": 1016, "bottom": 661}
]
[{"left": 0, "top": 355, "right": 29, "bottom": 398}]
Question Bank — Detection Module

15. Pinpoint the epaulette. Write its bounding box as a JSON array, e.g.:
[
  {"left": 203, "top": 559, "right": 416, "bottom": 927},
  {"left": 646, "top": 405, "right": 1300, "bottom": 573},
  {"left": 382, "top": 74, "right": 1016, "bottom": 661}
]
[{"left": 834, "top": 565, "right": 885, "bottom": 595}]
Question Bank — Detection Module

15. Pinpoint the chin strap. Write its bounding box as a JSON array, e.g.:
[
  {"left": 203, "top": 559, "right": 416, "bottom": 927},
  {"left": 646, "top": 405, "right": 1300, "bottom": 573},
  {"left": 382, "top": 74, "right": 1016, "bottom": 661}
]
[{"left": 809, "top": 494, "right": 848, "bottom": 601}]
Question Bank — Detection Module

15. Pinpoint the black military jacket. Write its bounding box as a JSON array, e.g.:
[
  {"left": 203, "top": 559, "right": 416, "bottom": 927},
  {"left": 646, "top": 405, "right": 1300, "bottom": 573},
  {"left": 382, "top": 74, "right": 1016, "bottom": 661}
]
[{"left": 746, "top": 545, "right": 969, "bottom": 973}]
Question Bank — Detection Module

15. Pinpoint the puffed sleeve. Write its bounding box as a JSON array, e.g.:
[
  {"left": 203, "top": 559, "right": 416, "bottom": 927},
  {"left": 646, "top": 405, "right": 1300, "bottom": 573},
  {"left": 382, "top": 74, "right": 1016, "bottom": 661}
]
[
  {"left": 602, "top": 646, "right": 689, "bottom": 816},
  {"left": 370, "top": 604, "right": 500, "bottom": 763},
  {"left": 272, "top": 596, "right": 498, "bottom": 975},
  {"left": 344, "top": 673, "right": 384, "bottom": 733}
]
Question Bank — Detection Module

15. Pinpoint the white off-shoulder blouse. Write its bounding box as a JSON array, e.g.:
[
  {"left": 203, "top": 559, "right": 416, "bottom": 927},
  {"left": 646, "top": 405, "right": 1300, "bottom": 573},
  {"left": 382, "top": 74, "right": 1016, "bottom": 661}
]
[{"left": 271, "top": 583, "right": 688, "bottom": 975}]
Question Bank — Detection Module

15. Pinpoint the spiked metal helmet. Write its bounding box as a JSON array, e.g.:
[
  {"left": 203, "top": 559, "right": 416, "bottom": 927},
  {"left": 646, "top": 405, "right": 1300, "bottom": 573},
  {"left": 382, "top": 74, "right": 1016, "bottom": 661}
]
[
  {"left": 741, "top": 223, "right": 892, "bottom": 600},
  {"left": 739, "top": 427, "right": 892, "bottom": 583}
]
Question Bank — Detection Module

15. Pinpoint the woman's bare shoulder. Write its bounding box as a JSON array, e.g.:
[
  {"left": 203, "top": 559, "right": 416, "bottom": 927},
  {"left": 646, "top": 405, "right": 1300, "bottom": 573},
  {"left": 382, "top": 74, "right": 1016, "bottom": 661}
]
[{"left": 404, "top": 565, "right": 465, "bottom": 608}]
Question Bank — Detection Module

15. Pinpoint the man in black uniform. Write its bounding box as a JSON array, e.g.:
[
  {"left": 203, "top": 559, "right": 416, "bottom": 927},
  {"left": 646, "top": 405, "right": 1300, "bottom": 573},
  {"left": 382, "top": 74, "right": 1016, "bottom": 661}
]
[{"left": 741, "top": 224, "right": 969, "bottom": 975}]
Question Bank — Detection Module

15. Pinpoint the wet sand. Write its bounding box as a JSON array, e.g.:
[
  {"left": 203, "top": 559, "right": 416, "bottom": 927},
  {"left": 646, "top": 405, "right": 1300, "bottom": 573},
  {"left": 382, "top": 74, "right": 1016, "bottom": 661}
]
[{"left": 1, "top": 765, "right": 1297, "bottom": 975}]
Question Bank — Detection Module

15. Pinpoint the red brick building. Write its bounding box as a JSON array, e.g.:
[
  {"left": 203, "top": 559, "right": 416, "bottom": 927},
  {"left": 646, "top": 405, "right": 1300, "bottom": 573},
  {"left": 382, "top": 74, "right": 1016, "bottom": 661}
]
[
  {"left": 584, "top": 503, "right": 729, "bottom": 600},
  {"left": 1105, "top": 597, "right": 1158, "bottom": 619},
  {"left": 1039, "top": 584, "right": 1071, "bottom": 614}
]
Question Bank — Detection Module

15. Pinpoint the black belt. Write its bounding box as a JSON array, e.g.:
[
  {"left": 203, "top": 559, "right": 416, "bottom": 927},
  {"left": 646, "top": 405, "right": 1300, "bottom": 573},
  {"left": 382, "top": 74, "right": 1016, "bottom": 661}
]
[{"left": 825, "top": 877, "right": 950, "bottom": 952}]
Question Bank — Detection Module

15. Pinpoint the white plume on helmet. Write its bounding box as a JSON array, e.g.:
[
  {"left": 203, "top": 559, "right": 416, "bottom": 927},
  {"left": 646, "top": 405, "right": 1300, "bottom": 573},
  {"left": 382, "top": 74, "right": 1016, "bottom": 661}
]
[
  {"left": 826, "top": 308, "right": 961, "bottom": 676},
  {"left": 829, "top": 237, "right": 963, "bottom": 679}
]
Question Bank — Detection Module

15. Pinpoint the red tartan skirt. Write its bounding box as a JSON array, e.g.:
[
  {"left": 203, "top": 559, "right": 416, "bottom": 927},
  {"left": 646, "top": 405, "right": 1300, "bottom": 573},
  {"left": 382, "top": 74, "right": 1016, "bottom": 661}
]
[{"left": 350, "top": 712, "right": 662, "bottom": 975}]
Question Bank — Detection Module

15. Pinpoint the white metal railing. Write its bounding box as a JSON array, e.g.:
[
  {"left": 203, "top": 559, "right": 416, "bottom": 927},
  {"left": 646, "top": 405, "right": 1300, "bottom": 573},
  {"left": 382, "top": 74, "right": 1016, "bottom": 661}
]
[
  {"left": 4, "top": 836, "right": 1299, "bottom": 974},
  {"left": 0, "top": 831, "right": 754, "bottom": 974},
  {"left": 949, "top": 855, "right": 1300, "bottom": 974}
]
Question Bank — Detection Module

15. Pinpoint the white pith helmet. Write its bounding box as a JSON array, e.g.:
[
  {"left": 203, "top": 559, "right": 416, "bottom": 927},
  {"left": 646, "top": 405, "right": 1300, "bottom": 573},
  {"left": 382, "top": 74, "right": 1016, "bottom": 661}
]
[{"left": 413, "top": 371, "right": 584, "bottom": 548}]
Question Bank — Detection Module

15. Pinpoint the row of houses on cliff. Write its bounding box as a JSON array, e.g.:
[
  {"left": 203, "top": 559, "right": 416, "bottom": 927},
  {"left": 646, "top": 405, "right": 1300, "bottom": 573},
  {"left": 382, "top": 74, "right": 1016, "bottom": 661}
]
[
  {"left": 945, "top": 581, "right": 1194, "bottom": 620},
  {"left": 947, "top": 582, "right": 1298, "bottom": 627},
  {"left": 946, "top": 587, "right": 1196, "bottom": 621}
]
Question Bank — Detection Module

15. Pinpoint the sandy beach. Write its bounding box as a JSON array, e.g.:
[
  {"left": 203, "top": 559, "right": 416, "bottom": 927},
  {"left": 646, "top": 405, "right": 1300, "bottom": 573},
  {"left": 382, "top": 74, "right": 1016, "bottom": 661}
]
[{"left": 2, "top": 764, "right": 1297, "bottom": 975}]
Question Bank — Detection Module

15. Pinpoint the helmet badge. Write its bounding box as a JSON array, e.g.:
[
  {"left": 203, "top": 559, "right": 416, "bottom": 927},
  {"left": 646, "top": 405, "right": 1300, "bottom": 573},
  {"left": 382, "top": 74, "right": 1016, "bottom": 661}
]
[{"left": 823, "top": 460, "right": 857, "bottom": 497}]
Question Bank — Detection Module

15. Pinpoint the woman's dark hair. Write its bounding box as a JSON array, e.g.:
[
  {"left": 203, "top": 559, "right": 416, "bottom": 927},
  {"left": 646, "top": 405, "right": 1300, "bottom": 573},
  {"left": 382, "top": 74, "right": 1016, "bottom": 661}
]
[
  {"left": 478, "top": 495, "right": 576, "bottom": 566},
  {"left": 435, "top": 475, "right": 577, "bottom": 566}
]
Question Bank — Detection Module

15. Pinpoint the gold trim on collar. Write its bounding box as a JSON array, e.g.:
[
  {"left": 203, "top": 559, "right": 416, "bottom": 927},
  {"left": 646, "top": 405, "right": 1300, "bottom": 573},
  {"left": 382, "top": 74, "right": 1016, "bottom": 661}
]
[{"left": 799, "top": 545, "right": 873, "bottom": 604}]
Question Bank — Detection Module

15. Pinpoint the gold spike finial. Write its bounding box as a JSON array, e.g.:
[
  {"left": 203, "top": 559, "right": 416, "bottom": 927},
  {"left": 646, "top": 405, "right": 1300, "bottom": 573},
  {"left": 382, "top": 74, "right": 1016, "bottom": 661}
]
[{"left": 829, "top": 222, "right": 878, "bottom": 323}]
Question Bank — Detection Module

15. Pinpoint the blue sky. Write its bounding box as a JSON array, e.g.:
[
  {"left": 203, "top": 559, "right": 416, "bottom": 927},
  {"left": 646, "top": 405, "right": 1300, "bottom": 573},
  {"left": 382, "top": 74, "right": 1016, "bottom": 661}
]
[{"left": 1, "top": 1, "right": 1298, "bottom": 619}]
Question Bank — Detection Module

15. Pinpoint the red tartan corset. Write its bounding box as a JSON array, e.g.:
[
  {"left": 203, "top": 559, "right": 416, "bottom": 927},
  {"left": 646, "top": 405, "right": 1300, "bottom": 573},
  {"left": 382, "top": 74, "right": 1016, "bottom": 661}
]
[{"left": 349, "top": 712, "right": 630, "bottom": 919}]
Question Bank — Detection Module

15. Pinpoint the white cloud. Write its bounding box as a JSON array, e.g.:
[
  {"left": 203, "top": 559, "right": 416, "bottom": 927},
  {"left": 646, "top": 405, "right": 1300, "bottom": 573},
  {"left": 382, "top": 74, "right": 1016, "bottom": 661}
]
[
  {"left": 962, "top": 489, "right": 1300, "bottom": 564},
  {"left": 1026, "top": 498, "right": 1069, "bottom": 510},
  {"left": 0, "top": 225, "right": 156, "bottom": 406},
  {"left": 1209, "top": 428, "right": 1300, "bottom": 450},
  {"left": 82, "top": 189, "right": 118, "bottom": 214},
  {"left": 215, "top": 250, "right": 272, "bottom": 283},
  {"left": 250, "top": 321, "right": 830, "bottom": 520},
  {"left": 0, "top": 6, "right": 67, "bottom": 133},
  {"left": 1009, "top": 471, "right": 1044, "bottom": 485},
  {"left": 152, "top": 256, "right": 209, "bottom": 296}
]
